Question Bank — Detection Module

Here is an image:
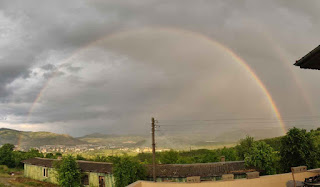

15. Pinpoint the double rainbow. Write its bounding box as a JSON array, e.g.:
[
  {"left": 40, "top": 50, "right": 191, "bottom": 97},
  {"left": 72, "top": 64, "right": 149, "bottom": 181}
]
[{"left": 26, "top": 27, "right": 286, "bottom": 135}]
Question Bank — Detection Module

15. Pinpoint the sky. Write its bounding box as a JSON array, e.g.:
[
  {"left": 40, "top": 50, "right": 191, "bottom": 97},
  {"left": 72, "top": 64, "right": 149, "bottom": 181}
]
[{"left": 1, "top": 0, "right": 320, "bottom": 137}]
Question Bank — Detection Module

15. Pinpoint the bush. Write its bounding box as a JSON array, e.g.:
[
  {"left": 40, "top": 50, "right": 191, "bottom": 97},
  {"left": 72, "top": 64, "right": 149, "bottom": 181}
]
[
  {"left": 280, "top": 127, "right": 319, "bottom": 172},
  {"left": 45, "top": 153, "right": 55, "bottom": 158},
  {"left": 54, "top": 155, "right": 81, "bottom": 187},
  {"left": 0, "top": 165, "right": 8, "bottom": 173},
  {"left": 216, "top": 147, "right": 239, "bottom": 161},
  {"left": 113, "top": 156, "right": 146, "bottom": 187},
  {"left": 159, "top": 150, "right": 179, "bottom": 164},
  {"left": 235, "top": 136, "right": 254, "bottom": 160},
  {"left": 245, "top": 141, "right": 277, "bottom": 175},
  {"left": 0, "top": 144, "right": 15, "bottom": 168},
  {"left": 76, "top": 154, "right": 86, "bottom": 160}
]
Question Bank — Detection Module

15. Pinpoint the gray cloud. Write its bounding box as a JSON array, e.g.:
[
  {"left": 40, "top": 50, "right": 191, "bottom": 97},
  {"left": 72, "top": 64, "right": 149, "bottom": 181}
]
[{"left": 0, "top": 0, "right": 320, "bottom": 136}]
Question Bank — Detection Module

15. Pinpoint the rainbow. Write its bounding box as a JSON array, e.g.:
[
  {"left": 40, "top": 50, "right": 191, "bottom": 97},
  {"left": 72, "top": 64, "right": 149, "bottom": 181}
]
[
  {"left": 26, "top": 27, "right": 287, "bottom": 134},
  {"left": 250, "top": 22, "right": 314, "bottom": 116}
]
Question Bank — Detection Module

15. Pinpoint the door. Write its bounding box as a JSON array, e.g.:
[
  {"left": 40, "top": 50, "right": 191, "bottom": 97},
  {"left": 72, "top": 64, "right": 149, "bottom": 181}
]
[{"left": 99, "top": 176, "right": 105, "bottom": 187}]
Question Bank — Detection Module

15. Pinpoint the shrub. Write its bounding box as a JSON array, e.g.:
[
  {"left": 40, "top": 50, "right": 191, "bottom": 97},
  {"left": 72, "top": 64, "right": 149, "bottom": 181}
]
[
  {"left": 113, "top": 156, "right": 146, "bottom": 187},
  {"left": 54, "top": 155, "right": 81, "bottom": 187},
  {"left": 0, "top": 144, "right": 15, "bottom": 168},
  {"left": 280, "top": 127, "right": 319, "bottom": 172},
  {"left": 235, "top": 136, "right": 254, "bottom": 160},
  {"left": 245, "top": 141, "right": 277, "bottom": 175}
]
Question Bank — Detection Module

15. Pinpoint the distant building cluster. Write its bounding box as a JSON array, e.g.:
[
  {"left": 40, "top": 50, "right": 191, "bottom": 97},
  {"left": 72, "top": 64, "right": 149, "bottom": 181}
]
[
  {"left": 14, "top": 144, "right": 108, "bottom": 153},
  {"left": 134, "top": 147, "right": 171, "bottom": 153},
  {"left": 12, "top": 144, "right": 171, "bottom": 154},
  {"left": 38, "top": 144, "right": 108, "bottom": 153}
]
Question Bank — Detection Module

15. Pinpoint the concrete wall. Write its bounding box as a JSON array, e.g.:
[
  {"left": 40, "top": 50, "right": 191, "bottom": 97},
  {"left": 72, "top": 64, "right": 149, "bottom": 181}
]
[
  {"left": 88, "top": 172, "right": 114, "bottom": 187},
  {"left": 130, "top": 171, "right": 318, "bottom": 187},
  {"left": 24, "top": 164, "right": 58, "bottom": 184}
]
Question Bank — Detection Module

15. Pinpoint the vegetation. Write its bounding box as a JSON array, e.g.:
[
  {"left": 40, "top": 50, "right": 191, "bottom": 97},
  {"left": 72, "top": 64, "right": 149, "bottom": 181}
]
[
  {"left": 280, "top": 127, "right": 319, "bottom": 172},
  {"left": 135, "top": 147, "right": 239, "bottom": 165},
  {"left": 1, "top": 126, "right": 320, "bottom": 185},
  {"left": 113, "top": 156, "right": 146, "bottom": 187},
  {"left": 258, "top": 136, "right": 282, "bottom": 152},
  {"left": 54, "top": 155, "right": 81, "bottom": 187},
  {"left": 244, "top": 141, "right": 277, "bottom": 175},
  {"left": 0, "top": 144, "right": 15, "bottom": 168},
  {"left": 0, "top": 144, "right": 44, "bottom": 168},
  {"left": 235, "top": 136, "right": 255, "bottom": 160}
]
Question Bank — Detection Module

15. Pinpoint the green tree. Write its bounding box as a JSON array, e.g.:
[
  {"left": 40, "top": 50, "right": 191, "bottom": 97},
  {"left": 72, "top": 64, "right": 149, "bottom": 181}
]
[
  {"left": 235, "top": 136, "right": 255, "bottom": 160},
  {"left": 216, "top": 147, "right": 239, "bottom": 161},
  {"left": 13, "top": 151, "right": 26, "bottom": 168},
  {"left": 113, "top": 156, "right": 146, "bottom": 187},
  {"left": 245, "top": 141, "right": 277, "bottom": 175},
  {"left": 159, "top": 150, "right": 180, "bottom": 164},
  {"left": 280, "top": 127, "right": 319, "bottom": 172},
  {"left": 136, "top": 153, "right": 153, "bottom": 164},
  {"left": 45, "top": 153, "right": 55, "bottom": 158},
  {"left": 55, "top": 152, "right": 62, "bottom": 157},
  {"left": 11, "top": 148, "right": 43, "bottom": 168},
  {"left": 94, "top": 155, "right": 116, "bottom": 163},
  {"left": 26, "top": 148, "right": 43, "bottom": 158},
  {"left": 176, "top": 156, "right": 193, "bottom": 164},
  {"left": 195, "top": 151, "right": 219, "bottom": 163},
  {"left": 76, "top": 154, "right": 86, "bottom": 160},
  {"left": 259, "top": 136, "right": 282, "bottom": 152},
  {"left": 54, "top": 155, "right": 81, "bottom": 187},
  {"left": 0, "top": 144, "right": 15, "bottom": 168}
]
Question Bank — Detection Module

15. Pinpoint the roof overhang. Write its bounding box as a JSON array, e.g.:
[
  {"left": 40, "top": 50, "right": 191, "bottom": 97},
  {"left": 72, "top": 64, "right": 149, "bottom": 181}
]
[{"left": 295, "top": 45, "right": 320, "bottom": 70}]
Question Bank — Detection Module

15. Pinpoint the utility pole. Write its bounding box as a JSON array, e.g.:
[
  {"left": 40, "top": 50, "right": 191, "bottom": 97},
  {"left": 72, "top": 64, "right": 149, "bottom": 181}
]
[{"left": 151, "top": 117, "right": 156, "bottom": 182}]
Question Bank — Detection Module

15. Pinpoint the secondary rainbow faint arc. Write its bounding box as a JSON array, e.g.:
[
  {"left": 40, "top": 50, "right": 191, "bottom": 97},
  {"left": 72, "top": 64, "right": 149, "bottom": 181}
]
[{"left": 26, "top": 27, "right": 287, "bottom": 134}]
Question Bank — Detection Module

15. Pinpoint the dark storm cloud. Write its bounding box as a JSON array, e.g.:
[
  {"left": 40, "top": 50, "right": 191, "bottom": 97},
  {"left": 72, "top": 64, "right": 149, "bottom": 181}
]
[{"left": 1, "top": 0, "right": 320, "bottom": 136}]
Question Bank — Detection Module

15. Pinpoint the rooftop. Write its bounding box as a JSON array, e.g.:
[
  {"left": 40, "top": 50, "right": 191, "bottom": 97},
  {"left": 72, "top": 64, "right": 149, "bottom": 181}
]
[
  {"left": 22, "top": 157, "right": 113, "bottom": 174},
  {"left": 146, "top": 161, "right": 251, "bottom": 178},
  {"left": 294, "top": 45, "right": 320, "bottom": 70}
]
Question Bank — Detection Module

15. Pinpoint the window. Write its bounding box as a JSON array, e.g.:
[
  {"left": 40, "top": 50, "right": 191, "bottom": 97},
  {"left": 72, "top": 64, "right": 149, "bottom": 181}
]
[
  {"left": 81, "top": 174, "right": 89, "bottom": 185},
  {"left": 43, "top": 168, "right": 48, "bottom": 177}
]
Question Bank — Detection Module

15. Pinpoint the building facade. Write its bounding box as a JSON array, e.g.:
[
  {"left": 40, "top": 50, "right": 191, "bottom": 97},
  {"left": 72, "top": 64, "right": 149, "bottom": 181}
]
[{"left": 22, "top": 158, "right": 114, "bottom": 187}]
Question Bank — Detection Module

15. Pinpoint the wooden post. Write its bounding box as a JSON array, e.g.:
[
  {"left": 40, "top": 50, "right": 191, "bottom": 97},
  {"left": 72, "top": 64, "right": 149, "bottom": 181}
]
[
  {"left": 151, "top": 117, "right": 156, "bottom": 182},
  {"left": 291, "top": 166, "right": 307, "bottom": 187},
  {"left": 291, "top": 167, "right": 296, "bottom": 187}
]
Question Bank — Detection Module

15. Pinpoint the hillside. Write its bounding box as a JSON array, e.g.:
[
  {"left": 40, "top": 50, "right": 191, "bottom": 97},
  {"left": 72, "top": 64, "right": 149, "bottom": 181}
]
[
  {"left": 78, "top": 133, "right": 147, "bottom": 147},
  {"left": 0, "top": 128, "right": 85, "bottom": 149},
  {"left": 0, "top": 127, "right": 287, "bottom": 150}
]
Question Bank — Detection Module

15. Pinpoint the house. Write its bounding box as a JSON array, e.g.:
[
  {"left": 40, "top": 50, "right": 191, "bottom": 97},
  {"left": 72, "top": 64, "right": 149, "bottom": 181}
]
[
  {"left": 145, "top": 161, "right": 253, "bottom": 182},
  {"left": 294, "top": 45, "right": 320, "bottom": 70},
  {"left": 22, "top": 158, "right": 114, "bottom": 187}
]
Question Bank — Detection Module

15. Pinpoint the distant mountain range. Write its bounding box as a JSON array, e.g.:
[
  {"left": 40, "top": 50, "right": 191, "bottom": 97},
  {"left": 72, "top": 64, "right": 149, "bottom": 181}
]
[
  {"left": 0, "top": 128, "right": 85, "bottom": 148},
  {"left": 0, "top": 128, "right": 148, "bottom": 149},
  {"left": 78, "top": 133, "right": 147, "bottom": 147},
  {"left": 0, "top": 127, "right": 283, "bottom": 149}
]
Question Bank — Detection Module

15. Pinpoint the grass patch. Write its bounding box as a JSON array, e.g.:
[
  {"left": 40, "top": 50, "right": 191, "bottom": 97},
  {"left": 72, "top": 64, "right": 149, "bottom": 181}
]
[
  {"left": 0, "top": 165, "right": 8, "bottom": 174},
  {"left": 13, "top": 177, "right": 58, "bottom": 187},
  {"left": 23, "top": 181, "right": 44, "bottom": 186}
]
